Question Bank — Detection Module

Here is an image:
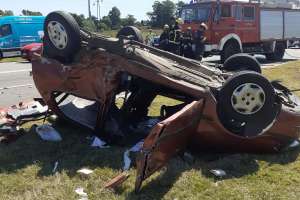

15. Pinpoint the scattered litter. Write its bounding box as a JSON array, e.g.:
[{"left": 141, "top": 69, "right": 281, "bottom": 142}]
[
  {"left": 123, "top": 140, "right": 144, "bottom": 171},
  {"left": 52, "top": 161, "right": 59, "bottom": 173},
  {"left": 77, "top": 168, "right": 94, "bottom": 176},
  {"left": 91, "top": 137, "right": 109, "bottom": 148},
  {"left": 209, "top": 169, "right": 227, "bottom": 178},
  {"left": 282, "top": 140, "right": 300, "bottom": 151},
  {"left": 288, "top": 140, "right": 300, "bottom": 148},
  {"left": 36, "top": 124, "right": 62, "bottom": 142},
  {"left": 75, "top": 187, "right": 88, "bottom": 199},
  {"left": 104, "top": 171, "right": 130, "bottom": 189},
  {"left": 8, "top": 101, "right": 48, "bottom": 120}
]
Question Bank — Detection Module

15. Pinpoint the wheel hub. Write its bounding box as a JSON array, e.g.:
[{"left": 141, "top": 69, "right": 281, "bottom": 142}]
[
  {"left": 231, "top": 83, "right": 266, "bottom": 115},
  {"left": 47, "top": 21, "right": 68, "bottom": 50}
]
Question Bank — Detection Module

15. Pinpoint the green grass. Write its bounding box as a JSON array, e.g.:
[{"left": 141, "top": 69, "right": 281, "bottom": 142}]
[
  {"left": 1, "top": 61, "right": 300, "bottom": 199},
  {"left": 0, "top": 57, "right": 26, "bottom": 63}
]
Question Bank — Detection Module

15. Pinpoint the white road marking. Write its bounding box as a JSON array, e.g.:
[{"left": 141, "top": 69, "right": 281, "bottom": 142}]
[
  {"left": 0, "top": 69, "right": 31, "bottom": 74},
  {"left": 0, "top": 84, "right": 33, "bottom": 90}
]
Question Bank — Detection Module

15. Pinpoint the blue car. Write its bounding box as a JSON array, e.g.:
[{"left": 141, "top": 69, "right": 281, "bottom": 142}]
[{"left": 0, "top": 16, "right": 45, "bottom": 58}]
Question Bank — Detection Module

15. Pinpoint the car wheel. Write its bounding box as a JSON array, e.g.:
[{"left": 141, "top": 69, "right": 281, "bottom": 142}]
[
  {"left": 265, "top": 42, "right": 285, "bottom": 61},
  {"left": 221, "top": 42, "right": 241, "bottom": 63},
  {"left": 218, "top": 71, "right": 278, "bottom": 137},
  {"left": 43, "top": 11, "right": 81, "bottom": 62},
  {"left": 117, "top": 26, "right": 144, "bottom": 43},
  {"left": 223, "top": 53, "right": 262, "bottom": 73}
]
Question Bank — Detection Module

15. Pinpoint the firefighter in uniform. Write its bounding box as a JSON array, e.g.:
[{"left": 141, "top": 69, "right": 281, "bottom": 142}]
[
  {"left": 181, "top": 26, "right": 195, "bottom": 59},
  {"left": 159, "top": 24, "right": 170, "bottom": 51},
  {"left": 168, "top": 18, "right": 183, "bottom": 55},
  {"left": 194, "top": 22, "right": 208, "bottom": 60}
]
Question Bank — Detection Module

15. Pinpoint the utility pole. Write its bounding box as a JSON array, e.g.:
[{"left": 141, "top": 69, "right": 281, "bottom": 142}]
[{"left": 88, "top": 0, "right": 92, "bottom": 19}]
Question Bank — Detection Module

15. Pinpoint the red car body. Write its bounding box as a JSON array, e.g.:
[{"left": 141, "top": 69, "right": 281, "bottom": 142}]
[{"left": 21, "top": 43, "right": 43, "bottom": 61}]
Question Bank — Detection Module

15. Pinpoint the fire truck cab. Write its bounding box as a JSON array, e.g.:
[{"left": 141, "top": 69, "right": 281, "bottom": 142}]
[{"left": 180, "top": 0, "right": 300, "bottom": 62}]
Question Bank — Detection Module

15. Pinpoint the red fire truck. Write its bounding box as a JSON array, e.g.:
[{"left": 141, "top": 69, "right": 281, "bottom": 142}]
[{"left": 180, "top": 0, "right": 300, "bottom": 62}]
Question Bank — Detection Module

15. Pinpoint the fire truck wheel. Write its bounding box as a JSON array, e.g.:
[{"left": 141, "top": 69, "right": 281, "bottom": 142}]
[
  {"left": 223, "top": 53, "right": 262, "bottom": 73},
  {"left": 218, "top": 71, "right": 276, "bottom": 123},
  {"left": 43, "top": 11, "right": 81, "bottom": 62},
  {"left": 117, "top": 26, "right": 144, "bottom": 43},
  {"left": 265, "top": 42, "right": 285, "bottom": 61},
  {"left": 221, "top": 42, "right": 241, "bottom": 63}
]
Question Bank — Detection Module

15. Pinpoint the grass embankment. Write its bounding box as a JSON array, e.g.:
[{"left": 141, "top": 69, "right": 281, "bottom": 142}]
[
  {"left": 1, "top": 62, "right": 300, "bottom": 199},
  {"left": 0, "top": 57, "right": 26, "bottom": 63}
]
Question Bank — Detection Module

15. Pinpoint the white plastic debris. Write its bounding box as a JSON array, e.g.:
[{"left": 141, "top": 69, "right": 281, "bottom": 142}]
[
  {"left": 52, "top": 161, "right": 59, "bottom": 173},
  {"left": 123, "top": 140, "right": 144, "bottom": 171},
  {"left": 210, "top": 169, "right": 227, "bottom": 178},
  {"left": 36, "top": 124, "right": 62, "bottom": 142},
  {"left": 8, "top": 101, "right": 48, "bottom": 119},
  {"left": 77, "top": 168, "right": 94, "bottom": 175},
  {"left": 91, "top": 137, "right": 109, "bottom": 148},
  {"left": 75, "top": 187, "right": 88, "bottom": 199}
]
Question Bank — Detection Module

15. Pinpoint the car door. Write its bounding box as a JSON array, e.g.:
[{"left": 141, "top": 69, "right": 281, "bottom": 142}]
[
  {"left": 211, "top": 3, "right": 236, "bottom": 45},
  {"left": 239, "top": 4, "right": 259, "bottom": 43}
]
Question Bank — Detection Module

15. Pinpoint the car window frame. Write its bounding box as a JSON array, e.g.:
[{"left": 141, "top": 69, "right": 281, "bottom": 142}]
[
  {"left": 243, "top": 6, "right": 255, "bottom": 21},
  {"left": 0, "top": 24, "right": 13, "bottom": 38}
]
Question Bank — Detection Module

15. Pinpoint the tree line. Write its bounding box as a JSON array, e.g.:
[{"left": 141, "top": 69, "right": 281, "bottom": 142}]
[
  {"left": 0, "top": 0, "right": 186, "bottom": 31},
  {"left": 0, "top": 9, "right": 42, "bottom": 16}
]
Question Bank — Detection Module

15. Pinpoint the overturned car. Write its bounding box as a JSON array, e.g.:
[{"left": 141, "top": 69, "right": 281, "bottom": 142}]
[{"left": 31, "top": 11, "right": 300, "bottom": 192}]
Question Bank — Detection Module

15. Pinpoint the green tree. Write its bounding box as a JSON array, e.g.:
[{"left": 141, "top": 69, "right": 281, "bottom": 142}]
[
  {"left": 121, "top": 15, "right": 136, "bottom": 26},
  {"left": 101, "top": 16, "right": 112, "bottom": 29},
  {"left": 108, "top": 7, "right": 121, "bottom": 29},
  {"left": 176, "top": 1, "right": 186, "bottom": 16},
  {"left": 148, "top": 0, "right": 176, "bottom": 28},
  {"left": 70, "top": 13, "right": 85, "bottom": 27},
  {"left": 21, "top": 10, "right": 42, "bottom": 16},
  {"left": 0, "top": 10, "right": 14, "bottom": 16}
]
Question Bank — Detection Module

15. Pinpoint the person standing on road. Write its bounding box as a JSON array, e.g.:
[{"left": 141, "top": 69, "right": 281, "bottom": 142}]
[
  {"left": 159, "top": 24, "right": 170, "bottom": 51},
  {"left": 169, "top": 18, "right": 183, "bottom": 55},
  {"left": 181, "top": 27, "right": 195, "bottom": 59},
  {"left": 194, "top": 23, "right": 208, "bottom": 60}
]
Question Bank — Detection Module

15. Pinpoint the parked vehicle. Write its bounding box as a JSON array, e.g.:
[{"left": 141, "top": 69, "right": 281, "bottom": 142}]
[
  {"left": 32, "top": 11, "right": 300, "bottom": 192},
  {"left": 21, "top": 43, "right": 43, "bottom": 61},
  {"left": 179, "top": 0, "right": 300, "bottom": 62},
  {"left": 0, "top": 16, "right": 45, "bottom": 58}
]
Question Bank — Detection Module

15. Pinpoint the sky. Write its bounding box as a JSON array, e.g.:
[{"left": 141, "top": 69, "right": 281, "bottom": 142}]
[{"left": 0, "top": 0, "right": 188, "bottom": 20}]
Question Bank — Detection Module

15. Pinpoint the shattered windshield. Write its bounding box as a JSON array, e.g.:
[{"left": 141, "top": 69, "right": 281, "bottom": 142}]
[{"left": 181, "top": 4, "right": 211, "bottom": 22}]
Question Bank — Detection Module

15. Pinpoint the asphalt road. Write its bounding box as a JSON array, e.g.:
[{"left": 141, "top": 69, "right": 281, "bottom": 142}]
[
  {"left": 0, "top": 49, "right": 299, "bottom": 108},
  {"left": 0, "top": 61, "right": 40, "bottom": 107}
]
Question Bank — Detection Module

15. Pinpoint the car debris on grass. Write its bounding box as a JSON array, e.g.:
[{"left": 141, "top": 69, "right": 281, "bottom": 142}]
[{"left": 3, "top": 11, "right": 300, "bottom": 194}]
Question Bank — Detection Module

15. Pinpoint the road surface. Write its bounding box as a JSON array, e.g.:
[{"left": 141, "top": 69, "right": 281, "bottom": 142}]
[
  {"left": 0, "top": 49, "right": 299, "bottom": 108},
  {"left": 0, "top": 61, "right": 40, "bottom": 107}
]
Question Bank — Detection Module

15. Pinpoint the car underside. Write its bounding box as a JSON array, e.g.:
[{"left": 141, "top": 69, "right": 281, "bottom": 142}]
[{"left": 31, "top": 11, "right": 300, "bottom": 192}]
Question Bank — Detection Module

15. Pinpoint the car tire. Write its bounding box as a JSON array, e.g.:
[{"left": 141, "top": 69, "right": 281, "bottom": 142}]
[
  {"left": 43, "top": 11, "right": 81, "bottom": 62},
  {"left": 265, "top": 42, "right": 285, "bottom": 61},
  {"left": 221, "top": 42, "right": 241, "bottom": 63},
  {"left": 218, "top": 71, "right": 278, "bottom": 137},
  {"left": 117, "top": 26, "right": 144, "bottom": 43},
  {"left": 0, "top": 51, "right": 2, "bottom": 59},
  {"left": 223, "top": 53, "right": 262, "bottom": 73}
]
